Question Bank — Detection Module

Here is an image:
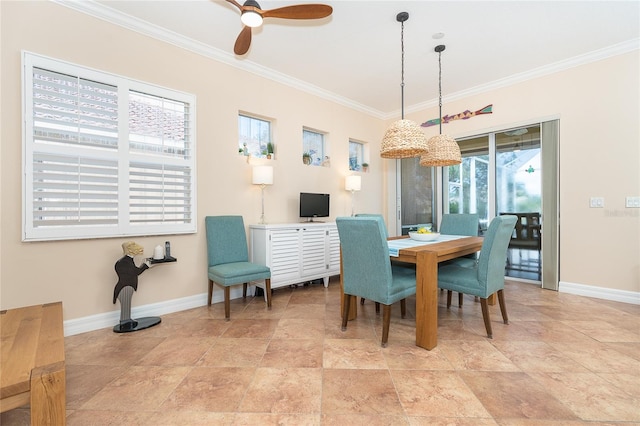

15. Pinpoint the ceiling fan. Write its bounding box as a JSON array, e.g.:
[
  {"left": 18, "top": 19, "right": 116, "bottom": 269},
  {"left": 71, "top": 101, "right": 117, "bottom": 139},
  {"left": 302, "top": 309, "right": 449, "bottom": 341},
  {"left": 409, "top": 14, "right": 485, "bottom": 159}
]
[{"left": 225, "top": 0, "right": 333, "bottom": 55}]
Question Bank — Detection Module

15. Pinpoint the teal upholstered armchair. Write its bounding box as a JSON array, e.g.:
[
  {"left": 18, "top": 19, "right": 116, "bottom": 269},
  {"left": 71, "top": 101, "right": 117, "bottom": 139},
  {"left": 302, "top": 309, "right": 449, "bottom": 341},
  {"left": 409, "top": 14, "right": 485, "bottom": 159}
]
[
  {"left": 336, "top": 216, "right": 417, "bottom": 347},
  {"left": 205, "top": 215, "right": 271, "bottom": 320},
  {"left": 439, "top": 213, "right": 480, "bottom": 306},
  {"left": 437, "top": 215, "right": 517, "bottom": 338}
]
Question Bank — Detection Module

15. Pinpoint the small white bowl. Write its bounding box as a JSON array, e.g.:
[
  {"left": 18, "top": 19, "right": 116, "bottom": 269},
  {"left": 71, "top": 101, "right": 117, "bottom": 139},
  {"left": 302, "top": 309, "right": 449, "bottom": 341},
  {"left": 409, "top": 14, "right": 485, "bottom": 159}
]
[{"left": 409, "top": 231, "right": 440, "bottom": 242}]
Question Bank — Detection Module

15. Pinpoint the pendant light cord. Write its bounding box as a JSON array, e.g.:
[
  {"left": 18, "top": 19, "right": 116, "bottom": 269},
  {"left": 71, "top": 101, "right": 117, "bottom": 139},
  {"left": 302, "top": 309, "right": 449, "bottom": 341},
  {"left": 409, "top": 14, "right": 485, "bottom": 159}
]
[
  {"left": 400, "top": 19, "right": 405, "bottom": 119},
  {"left": 434, "top": 44, "right": 447, "bottom": 135},
  {"left": 438, "top": 48, "right": 443, "bottom": 135}
]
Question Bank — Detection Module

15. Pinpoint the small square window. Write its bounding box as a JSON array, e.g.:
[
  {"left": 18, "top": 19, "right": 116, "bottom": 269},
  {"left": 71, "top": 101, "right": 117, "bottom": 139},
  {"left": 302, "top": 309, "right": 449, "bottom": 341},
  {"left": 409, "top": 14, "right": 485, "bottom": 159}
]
[
  {"left": 303, "top": 128, "right": 328, "bottom": 166},
  {"left": 239, "top": 114, "right": 272, "bottom": 158},
  {"left": 349, "top": 140, "right": 365, "bottom": 171}
]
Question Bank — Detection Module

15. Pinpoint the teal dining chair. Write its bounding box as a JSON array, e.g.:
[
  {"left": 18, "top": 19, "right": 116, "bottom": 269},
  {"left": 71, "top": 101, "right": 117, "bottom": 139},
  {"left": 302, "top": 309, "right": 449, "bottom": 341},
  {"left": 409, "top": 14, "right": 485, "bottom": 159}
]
[
  {"left": 437, "top": 215, "right": 517, "bottom": 338},
  {"left": 354, "top": 213, "right": 388, "bottom": 312},
  {"left": 439, "top": 213, "right": 480, "bottom": 307},
  {"left": 205, "top": 215, "right": 271, "bottom": 320},
  {"left": 439, "top": 213, "right": 479, "bottom": 239},
  {"left": 336, "top": 216, "right": 417, "bottom": 347}
]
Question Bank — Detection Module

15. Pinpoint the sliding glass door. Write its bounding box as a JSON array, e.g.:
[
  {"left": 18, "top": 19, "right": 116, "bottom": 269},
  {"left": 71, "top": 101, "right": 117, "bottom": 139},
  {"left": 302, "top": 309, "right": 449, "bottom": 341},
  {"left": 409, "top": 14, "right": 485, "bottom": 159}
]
[
  {"left": 495, "top": 126, "right": 542, "bottom": 280},
  {"left": 400, "top": 121, "right": 559, "bottom": 287},
  {"left": 399, "top": 158, "right": 434, "bottom": 235}
]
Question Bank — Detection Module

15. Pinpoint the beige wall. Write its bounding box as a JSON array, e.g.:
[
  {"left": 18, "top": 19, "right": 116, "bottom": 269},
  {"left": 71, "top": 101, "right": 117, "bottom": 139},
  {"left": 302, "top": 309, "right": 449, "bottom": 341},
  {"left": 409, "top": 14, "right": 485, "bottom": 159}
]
[
  {"left": 391, "top": 52, "right": 640, "bottom": 294},
  {"left": 0, "top": 1, "right": 384, "bottom": 320},
  {"left": 1, "top": 2, "right": 638, "bottom": 325}
]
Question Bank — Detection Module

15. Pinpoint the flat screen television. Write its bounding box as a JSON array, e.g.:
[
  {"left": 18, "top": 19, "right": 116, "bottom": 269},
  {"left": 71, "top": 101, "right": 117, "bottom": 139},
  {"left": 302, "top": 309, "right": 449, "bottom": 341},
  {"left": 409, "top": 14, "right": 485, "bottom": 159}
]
[{"left": 299, "top": 192, "right": 330, "bottom": 222}]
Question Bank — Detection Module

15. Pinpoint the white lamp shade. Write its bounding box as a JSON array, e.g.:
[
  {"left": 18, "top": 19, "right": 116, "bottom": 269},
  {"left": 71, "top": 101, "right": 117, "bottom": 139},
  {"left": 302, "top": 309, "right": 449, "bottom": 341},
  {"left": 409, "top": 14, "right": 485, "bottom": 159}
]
[
  {"left": 252, "top": 165, "right": 273, "bottom": 185},
  {"left": 345, "top": 175, "right": 362, "bottom": 191},
  {"left": 241, "top": 11, "right": 263, "bottom": 27}
]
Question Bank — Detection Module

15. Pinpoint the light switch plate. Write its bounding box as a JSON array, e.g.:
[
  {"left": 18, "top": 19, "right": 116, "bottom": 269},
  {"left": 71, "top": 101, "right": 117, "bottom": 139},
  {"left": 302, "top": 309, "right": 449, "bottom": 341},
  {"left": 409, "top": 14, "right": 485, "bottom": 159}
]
[
  {"left": 626, "top": 196, "right": 640, "bottom": 208},
  {"left": 590, "top": 197, "right": 604, "bottom": 208}
]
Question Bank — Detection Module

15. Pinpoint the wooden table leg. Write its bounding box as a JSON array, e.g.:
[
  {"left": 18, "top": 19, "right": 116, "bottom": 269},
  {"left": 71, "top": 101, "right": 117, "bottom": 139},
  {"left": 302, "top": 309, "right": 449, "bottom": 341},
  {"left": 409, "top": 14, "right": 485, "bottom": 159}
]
[{"left": 415, "top": 250, "right": 438, "bottom": 350}]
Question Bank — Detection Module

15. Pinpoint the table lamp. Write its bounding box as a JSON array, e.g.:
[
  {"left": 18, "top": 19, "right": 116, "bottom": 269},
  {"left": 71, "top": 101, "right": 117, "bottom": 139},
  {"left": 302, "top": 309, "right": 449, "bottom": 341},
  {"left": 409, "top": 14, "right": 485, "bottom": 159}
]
[
  {"left": 252, "top": 165, "right": 273, "bottom": 224},
  {"left": 345, "top": 175, "right": 361, "bottom": 216}
]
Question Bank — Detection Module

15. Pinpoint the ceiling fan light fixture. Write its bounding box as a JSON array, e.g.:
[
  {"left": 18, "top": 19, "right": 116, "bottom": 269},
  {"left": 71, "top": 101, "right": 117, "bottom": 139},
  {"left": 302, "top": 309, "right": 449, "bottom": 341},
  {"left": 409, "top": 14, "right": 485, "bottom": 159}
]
[
  {"left": 241, "top": 10, "right": 263, "bottom": 27},
  {"left": 380, "top": 12, "right": 428, "bottom": 159}
]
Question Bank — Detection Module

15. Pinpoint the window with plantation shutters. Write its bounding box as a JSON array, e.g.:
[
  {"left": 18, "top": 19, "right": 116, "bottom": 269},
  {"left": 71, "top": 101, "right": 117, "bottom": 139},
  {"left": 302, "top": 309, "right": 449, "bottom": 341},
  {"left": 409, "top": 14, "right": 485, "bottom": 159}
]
[{"left": 23, "top": 52, "right": 196, "bottom": 241}]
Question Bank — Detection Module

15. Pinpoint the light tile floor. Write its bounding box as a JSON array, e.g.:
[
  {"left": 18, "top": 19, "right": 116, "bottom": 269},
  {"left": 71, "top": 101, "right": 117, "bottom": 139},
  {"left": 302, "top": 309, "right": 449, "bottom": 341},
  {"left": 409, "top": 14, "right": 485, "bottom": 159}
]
[{"left": 3, "top": 279, "right": 639, "bottom": 425}]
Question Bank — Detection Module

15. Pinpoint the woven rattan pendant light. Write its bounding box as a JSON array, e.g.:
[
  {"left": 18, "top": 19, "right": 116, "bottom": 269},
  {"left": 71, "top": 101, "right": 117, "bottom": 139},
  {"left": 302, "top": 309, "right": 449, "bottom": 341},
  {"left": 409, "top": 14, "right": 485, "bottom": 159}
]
[
  {"left": 380, "top": 12, "right": 428, "bottom": 159},
  {"left": 420, "top": 45, "right": 461, "bottom": 166}
]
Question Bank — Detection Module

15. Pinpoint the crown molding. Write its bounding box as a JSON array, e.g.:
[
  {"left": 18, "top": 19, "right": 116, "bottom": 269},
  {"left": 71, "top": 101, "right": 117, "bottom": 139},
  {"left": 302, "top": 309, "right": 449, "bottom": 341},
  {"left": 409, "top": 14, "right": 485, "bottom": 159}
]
[
  {"left": 52, "top": 1, "right": 638, "bottom": 121},
  {"left": 52, "top": 0, "right": 386, "bottom": 119},
  {"left": 401, "top": 38, "right": 640, "bottom": 120}
]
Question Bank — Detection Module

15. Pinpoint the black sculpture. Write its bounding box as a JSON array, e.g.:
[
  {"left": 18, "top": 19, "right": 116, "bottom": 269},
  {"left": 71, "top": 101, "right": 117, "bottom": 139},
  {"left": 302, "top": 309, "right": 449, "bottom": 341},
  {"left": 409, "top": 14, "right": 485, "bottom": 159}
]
[{"left": 112, "top": 241, "right": 159, "bottom": 333}]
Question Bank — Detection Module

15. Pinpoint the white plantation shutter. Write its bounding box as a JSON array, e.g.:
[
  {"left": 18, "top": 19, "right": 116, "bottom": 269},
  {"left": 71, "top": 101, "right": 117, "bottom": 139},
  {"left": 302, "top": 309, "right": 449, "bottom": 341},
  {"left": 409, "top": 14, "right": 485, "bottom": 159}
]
[
  {"left": 23, "top": 53, "right": 196, "bottom": 241},
  {"left": 129, "top": 162, "right": 192, "bottom": 225},
  {"left": 31, "top": 153, "right": 119, "bottom": 228}
]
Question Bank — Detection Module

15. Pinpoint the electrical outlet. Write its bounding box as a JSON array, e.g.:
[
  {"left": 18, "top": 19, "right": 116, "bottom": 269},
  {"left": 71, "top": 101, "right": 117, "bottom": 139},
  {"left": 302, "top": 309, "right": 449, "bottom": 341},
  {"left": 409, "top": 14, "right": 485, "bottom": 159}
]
[
  {"left": 590, "top": 197, "right": 604, "bottom": 208},
  {"left": 626, "top": 196, "right": 640, "bottom": 208}
]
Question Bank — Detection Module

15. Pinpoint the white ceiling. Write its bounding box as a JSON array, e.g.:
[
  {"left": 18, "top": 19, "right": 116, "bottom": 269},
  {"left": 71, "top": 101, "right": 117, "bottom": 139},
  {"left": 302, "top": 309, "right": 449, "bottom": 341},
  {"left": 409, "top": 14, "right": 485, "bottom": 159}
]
[{"left": 64, "top": 0, "right": 639, "bottom": 118}]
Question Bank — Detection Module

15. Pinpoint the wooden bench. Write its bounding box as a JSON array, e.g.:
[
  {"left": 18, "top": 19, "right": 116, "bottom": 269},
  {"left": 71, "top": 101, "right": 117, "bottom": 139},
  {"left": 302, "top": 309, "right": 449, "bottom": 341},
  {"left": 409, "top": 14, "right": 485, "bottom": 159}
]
[{"left": 1, "top": 302, "right": 66, "bottom": 425}]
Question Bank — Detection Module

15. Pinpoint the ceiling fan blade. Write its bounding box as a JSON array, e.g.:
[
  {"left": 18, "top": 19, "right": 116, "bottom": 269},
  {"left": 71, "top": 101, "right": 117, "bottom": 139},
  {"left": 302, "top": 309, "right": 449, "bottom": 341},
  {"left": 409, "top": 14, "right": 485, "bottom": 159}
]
[
  {"left": 234, "top": 25, "right": 252, "bottom": 55},
  {"left": 224, "top": 0, "right": 243, "bottom": 12},
  {"left": 262, "top": 4, "right": 332, "bottom": 20}
]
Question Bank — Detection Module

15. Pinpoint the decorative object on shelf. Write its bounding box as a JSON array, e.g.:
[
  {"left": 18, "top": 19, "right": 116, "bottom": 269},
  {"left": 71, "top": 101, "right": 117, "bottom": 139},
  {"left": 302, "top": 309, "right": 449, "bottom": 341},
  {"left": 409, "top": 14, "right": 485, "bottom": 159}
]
[
  {"left": 381, "top": 12, "right": 428, "bottom": 159},
  {"left": 420, "top": 45, "right": 462, "bottom": 167},
  {"left": 302, "top": 152, "right": 312, "bottom": 165},
  {"left": 266, "top": 142, "right": 274, "bottom": 159},
  {"left": 112, "top": 241, "right": 176, "bottom": 333},
  {"left": 421, "top": 104, "right": 493, "bottom": 128},
  {"left": 361, "top": 162, "right": 369, "bottom": 172},
  {"left": 345, "top": 175, "right": 362, "bottom": 216},
  {"left": 252, "top": 165, "right": 273, "bottom": 224},
  {"left": 225, "top": 0, "right": 333, "bottom": 55}
]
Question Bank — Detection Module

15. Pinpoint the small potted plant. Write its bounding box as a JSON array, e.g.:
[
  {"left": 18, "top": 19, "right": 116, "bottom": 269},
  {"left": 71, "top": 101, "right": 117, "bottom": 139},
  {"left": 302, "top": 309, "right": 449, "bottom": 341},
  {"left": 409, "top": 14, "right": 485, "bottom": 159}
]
[
  {"left": 362, "top": 162, "right": 369, "bottom": 172},
  {"left": 266, "top": 142, "right": 274, "bottom": 159},
  {"left": 302, "top": 152, "right": 312, "bottom": 165}
]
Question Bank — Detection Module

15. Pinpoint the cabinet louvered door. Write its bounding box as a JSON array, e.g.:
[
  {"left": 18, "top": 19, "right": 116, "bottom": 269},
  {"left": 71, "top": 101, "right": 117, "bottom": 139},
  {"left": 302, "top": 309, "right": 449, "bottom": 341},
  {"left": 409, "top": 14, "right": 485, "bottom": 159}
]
[
  {"left": 301, "top": 227, "right": 327, "bottom": 278},
  {"left": 268, "top": 228, "right": 301, "bottom": 283},
  {"left": 327, "top": 225, "right": 341, "bottom": 272}
]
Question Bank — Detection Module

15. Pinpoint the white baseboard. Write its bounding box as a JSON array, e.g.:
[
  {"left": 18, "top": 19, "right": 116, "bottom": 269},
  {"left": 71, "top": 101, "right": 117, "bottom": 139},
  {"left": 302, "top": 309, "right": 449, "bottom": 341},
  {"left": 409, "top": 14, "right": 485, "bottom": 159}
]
[
  {"left": 65, "top": 281, "right": 638, "bottom": 336},
  {"left": 63, "top": 285, "right": 252, "bottom": 336},
  {"left": 559, "top": 281, "right": 640, "bottom": 305}
]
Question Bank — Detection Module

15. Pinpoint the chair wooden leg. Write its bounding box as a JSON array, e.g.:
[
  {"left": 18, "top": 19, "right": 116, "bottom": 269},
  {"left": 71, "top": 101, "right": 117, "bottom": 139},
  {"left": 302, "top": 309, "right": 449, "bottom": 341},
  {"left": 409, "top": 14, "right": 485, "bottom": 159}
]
[
  {"left": 341, "top": 294, "right": 352, "bottom": 331},
  {"left": 224, "top": 286, "right": 231, "bottom": 321},
  {"left": 381, "top": 304, "right": 391, "bottom": 347},
  {"left": 400, "top": 299, "right": 407, "bottom": 318},
  {"left": 242, "top": 283, "right": 247, "bottom": 299},
  {"left": 360, "top": 297, "right": 365, "bottom": 305},
  {"left": 375, "top": 302, "right": 380, "bottom": 314},
  {"left": 208, "top": 279, "right": 213, "bottom": 306},
  {"left": 458, "top": 292, "right": 463, "bottom": 307},
  {"left": 497, "top": 289, "right": 508, "bottom": 324},
  {"left": 446, "top": 290, "right": 452, "bottom": 308},
  {"left": 265, "top": 279, "right": 272, "bottom": 309},
  {"left": 480, "top": 298, "right": 493, "bottom": 338}
]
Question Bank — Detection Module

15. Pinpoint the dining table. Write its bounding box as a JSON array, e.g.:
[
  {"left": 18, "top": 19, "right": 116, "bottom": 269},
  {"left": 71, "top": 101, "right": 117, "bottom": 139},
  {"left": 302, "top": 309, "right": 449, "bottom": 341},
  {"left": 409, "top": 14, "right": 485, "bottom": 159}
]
[{"left": 341, "top": 234, "right": 484, "bottom": 350}]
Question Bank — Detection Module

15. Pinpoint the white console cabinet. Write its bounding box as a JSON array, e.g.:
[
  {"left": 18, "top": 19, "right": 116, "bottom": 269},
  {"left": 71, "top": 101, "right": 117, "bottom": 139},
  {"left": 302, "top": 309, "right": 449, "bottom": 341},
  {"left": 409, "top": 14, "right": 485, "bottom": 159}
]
[{"left": 249, "top": 222, "right": 340, "bottom": 293}]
